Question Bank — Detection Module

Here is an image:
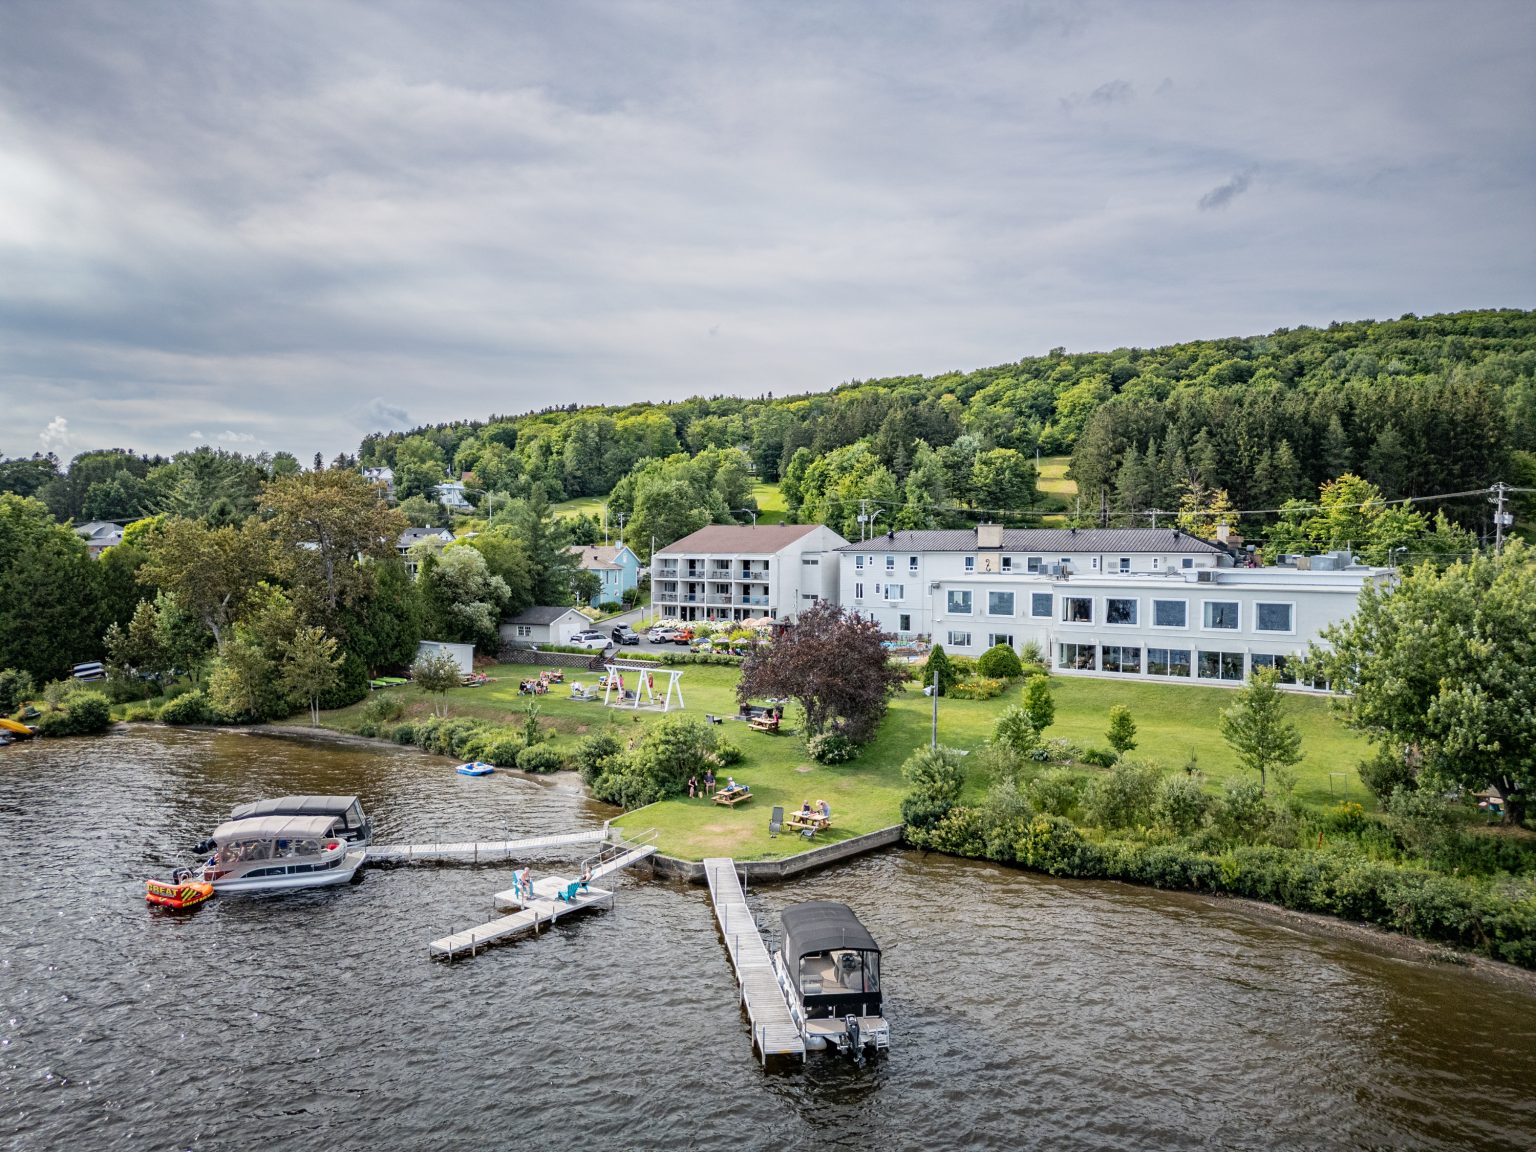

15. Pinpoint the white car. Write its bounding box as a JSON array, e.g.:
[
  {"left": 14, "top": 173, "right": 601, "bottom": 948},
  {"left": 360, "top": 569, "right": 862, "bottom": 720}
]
[{"left": 568, "top": 631, "right": 611, "bottom": 651}]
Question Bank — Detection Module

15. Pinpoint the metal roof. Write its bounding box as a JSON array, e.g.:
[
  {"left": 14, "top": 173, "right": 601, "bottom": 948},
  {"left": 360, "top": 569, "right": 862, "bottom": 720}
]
[
  {"left": 211, "top": 814, "right": 340, "bottom": 843},
  {"left": 780, "top": 901, "right": 881, "bottom": 969},
  {"left": 230, "top": 795, "right": 359, "bottom": 822},
  {"left": 835, "top": 527, "right": 1225, "bottom": 554},
  {"left": 505, "top": 605, "right": 587, "bottom": 625},
  {"left": 657, "top": 523, "right": 827, "bottom": 555}
]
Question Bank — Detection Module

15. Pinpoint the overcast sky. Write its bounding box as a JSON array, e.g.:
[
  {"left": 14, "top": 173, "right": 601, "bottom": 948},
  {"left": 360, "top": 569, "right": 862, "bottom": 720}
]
[{"left": 2, "top": 0, "right": 1533, "bottom": 463}]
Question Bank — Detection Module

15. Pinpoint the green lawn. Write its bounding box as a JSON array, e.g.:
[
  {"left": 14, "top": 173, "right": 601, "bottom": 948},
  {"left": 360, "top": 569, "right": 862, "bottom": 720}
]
[
  {"left": 550, "top": 494, "right": 606, "bottom": 520},
  {"left": 751, "top": 480, "right": 787, "bottom": 524},
  {"left": 309, "top": 663, "right": 1370, "bottom": 860}
]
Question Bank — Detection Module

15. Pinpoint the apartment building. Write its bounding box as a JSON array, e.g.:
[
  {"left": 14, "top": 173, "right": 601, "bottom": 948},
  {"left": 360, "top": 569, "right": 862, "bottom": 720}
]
[
  {"left": 653, "top": 524, "right": 848, "bottom": 623},
  {"left": 836, "top": 524, "right": 1388, "bottom": 688}
]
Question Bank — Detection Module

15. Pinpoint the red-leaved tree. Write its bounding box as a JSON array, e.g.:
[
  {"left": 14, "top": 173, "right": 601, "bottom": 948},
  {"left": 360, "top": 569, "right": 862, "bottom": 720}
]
[{"left": 736, "top": 600, "right": 909, "bottom": 742}]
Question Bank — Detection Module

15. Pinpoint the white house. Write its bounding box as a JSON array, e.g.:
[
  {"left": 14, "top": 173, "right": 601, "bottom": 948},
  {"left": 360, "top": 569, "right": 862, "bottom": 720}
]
[
  {"left": 499, "top": 606, "right": 591, "bottom": 648},
  {"left": 435, "top": 481, "right": 474, "bottom": 511},
  {"left": 73, "top": 520, "right": 125, "bottom": 558},
  {"left": 362, "top": 466, "right": 395, "bottom": 497},
  {"left": 397, "top": 526, "right": 455, "bottom": 576},
  {"left": 837, "top": 525, "right": 1389, "bottom": 688},
  {"left": 652, "top": 524, "right": 848, "bottom": 623}
]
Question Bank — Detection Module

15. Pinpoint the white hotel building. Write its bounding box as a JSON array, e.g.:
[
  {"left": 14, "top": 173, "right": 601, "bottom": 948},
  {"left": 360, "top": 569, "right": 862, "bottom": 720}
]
[
  {"left": 653, "top": 524, "right": 849, "bottom": 623},
  {"left": 836, "top": 524, "right": 1390, "bottom": 688}
]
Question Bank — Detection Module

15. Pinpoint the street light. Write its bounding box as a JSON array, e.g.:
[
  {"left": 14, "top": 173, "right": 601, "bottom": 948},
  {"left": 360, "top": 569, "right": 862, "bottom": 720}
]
[
  {"left": 1391, "top": 546, "right": 1407, "bottom": 568},
  {"left": 857, "top": 509, "right": 884, "bottom": 541},
  {"left": 735, "top": 508, "right": 758, "bottom": 526}
]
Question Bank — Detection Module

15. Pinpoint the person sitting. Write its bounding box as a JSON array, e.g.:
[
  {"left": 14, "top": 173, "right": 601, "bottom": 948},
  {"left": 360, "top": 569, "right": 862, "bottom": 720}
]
[
  {"left": 800, "top": 800, "right": 813, "bottom": 817},
  {"left": 578, "top": 865, "right": 592, "bottom": 892}
]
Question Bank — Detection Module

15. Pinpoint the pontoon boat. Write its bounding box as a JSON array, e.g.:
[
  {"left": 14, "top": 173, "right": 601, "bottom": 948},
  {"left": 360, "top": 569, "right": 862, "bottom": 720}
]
[
  {"left": 200, "top": 814, "right": 366, "bottom": 894},
  {"left": 773, "top": 901, "right": 890, "bottom": 1056},
  {"left": 226, "top": 795, "right": 373, "bottom": 845}
]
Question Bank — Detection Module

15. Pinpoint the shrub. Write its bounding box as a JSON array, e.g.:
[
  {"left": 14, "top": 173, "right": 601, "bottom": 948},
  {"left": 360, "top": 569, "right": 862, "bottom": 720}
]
[
  {"left": 573, "top": 731, "right": 623, "bottom": 784},
  {"left": 1155, "top": 773, "right": 1212, "bottom": 836},
  {"left": 35, "top": 690, "right": 113, "bottom": 736},
  {"left": 922, "top": 645, "right": 958, "bottom": 695},
  {"left": 362, "top": 694, "right": 405, "bottom": 725},
  {"left": 951, "top": 677, "right": 1006, "bottom": 700},
  {"left": 0, "top": 668, "right": 36, "bottom": 714},
  {"left": 1034, "top": 737, "right": 1081, "bottom": 763},
  {"left": 1018, "top": 640, "right": 1044, "bottom": 666},
  {"left": 977, "top": 644, "right": 1023, "bottom": 679},
  {"left": 901, "top": 746, "right": 965, "bottom": 831},
  {"left": 159, "top": 690, "right": 216, "bottom": 726},
  {"left": 993, "top": 706, "right": 1040, "bottom": 757},
  {"left": 482, "top": 733, "right": 527, "bottom": 767},
  {"left": 597, "top": 600, "right": 623, "bottom": 614},
  {"left": 1216, "top": 779, "right": 1272, "bottom": 844},
  {"left": 1026, "top": 768, "right": 1082, "bottom": 818},
  {"left": 1078, "top": 747, "right": 1117, "bottom": 768},
  {"left": 389, "top": 721, "right": 417, "bottom": 745},
  {"left": 121, "top": 699, "right": 162, "bottom": 722},
  {"left": 621, "top": 587, "right": 641, "bottom": 608},
  {"left": 1357, "top": 745, "right": 1416, "bottom": 804},
  {"left": 710, "top": 739, "right": 744, "bottom": 767},
  {"left": 1082, "top": 759, "right": 1161, "bottom": 830},
  {"left": 806, "top": 731, "right": 857, "bottom": 764},
  {"left": 318, "top": 652, "right": 369, "bottom": 711},
  {"left": 516, "top": 744, "right": 566, "bottom": 774}
]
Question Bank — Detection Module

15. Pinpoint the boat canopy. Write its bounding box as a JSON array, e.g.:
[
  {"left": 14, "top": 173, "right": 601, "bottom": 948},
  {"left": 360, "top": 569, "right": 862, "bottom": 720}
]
[
  {"left": 211, "top": 814, "right": 339, "bottom": 844},
  {"left": 780, "top": 901, "right": 881, "bottom": 969},
  {"left": 231, "top": 795, "right": 361, "bottom": 822}
]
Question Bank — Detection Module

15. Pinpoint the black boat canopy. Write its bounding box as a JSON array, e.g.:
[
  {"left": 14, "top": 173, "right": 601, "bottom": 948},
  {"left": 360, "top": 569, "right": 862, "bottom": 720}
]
[{"left": 780, "top": 901, "right": 881, "bottom": 969}]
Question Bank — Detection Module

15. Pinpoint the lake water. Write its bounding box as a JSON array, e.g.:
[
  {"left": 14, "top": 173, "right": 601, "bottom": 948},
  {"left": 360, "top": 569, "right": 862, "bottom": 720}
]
[{"left": 3, "top": 726, "right": 1534, "bottom": 1151}]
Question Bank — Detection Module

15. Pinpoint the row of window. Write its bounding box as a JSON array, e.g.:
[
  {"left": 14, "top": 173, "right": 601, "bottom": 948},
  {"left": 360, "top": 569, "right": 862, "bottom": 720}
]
[
  {"left": 941, "top": 591, "right": 1294, "bottom": 634},
  {"left": 1056, "top": 643, "right": 1299, "bottom": 682},
  {"left": 852, "top": 554, "right": 1202, "bottom": 574}
]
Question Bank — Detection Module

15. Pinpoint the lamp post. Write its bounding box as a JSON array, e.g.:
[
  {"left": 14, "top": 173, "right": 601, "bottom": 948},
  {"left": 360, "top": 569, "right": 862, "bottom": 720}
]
[{"left": 735, "top": 508, "right": 758, "bottom": 526}]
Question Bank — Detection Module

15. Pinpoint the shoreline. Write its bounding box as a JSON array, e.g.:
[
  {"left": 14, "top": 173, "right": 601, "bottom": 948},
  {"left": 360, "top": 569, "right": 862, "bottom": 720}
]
[{"left": 126, "top": 720, "right": 1536, "bottom": 989}]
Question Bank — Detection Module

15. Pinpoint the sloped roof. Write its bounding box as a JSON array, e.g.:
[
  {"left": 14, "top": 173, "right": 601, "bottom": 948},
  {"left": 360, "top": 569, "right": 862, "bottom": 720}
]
[
  {"left": 835, "top": 528, "right": 1225, "bottom": 554},
  {"left": 657, "top": 524, "right": 826, "bottom": 555},
  {"left": 398, "top": 526, "right": 453, "bottom": 547},
  {"left": 567, "top": 544, "right": 629, "bottom": 570},
  {"left": 506, "top": 605, "right": 587, "bottom": 626}
]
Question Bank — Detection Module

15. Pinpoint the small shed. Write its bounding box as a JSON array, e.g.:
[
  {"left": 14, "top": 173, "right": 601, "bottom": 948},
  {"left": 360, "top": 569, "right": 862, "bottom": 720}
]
[
  {"left": 500, "top": 606, "right": 590, "bottom": 648},
  {"left": 416, "top": 640, "right": 475, "bottom": 676}
]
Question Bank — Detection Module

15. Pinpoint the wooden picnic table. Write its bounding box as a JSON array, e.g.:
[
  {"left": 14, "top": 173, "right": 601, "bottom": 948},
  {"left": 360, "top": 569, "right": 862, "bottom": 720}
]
[
  {"left": 713, "top": 787, "right": 752, "bottom": 807},
  {"left": 785, "top": 812, "right": 830, "bottom": 833},
  {"left": 748, "top": 717, "right": 782, "bottom": 734}
]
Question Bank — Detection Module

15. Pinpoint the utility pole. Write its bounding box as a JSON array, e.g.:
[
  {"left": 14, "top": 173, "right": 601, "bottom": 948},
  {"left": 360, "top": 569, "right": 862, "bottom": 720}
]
[
  {"left": 616, "top": 512, "right": 627, "bottom": 545},
  {"left": 1490, "top": 482, "right": 1511, "bottom": 554}
]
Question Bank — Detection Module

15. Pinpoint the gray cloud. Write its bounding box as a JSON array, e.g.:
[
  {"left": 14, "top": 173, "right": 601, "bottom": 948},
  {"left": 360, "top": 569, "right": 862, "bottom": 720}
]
[
  {"left": 0, "top": 1, "right": 1532, "bottom": 459},
  {"left": 1198, "top": 169, "right": 1256, "bottom": 211}
]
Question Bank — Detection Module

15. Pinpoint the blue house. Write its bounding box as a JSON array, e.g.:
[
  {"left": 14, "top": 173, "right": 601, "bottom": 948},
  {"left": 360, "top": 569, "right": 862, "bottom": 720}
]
[{"left": 567, "top": 543, "right": 641, "bottom": 607}]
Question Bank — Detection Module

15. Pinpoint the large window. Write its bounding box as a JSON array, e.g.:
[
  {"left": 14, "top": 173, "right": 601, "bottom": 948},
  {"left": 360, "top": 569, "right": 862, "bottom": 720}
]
[
  {"left": 947, "top": 630, "right": 972, "bottom": 648},
  {"left": 1251, "top": 653, "right": 1297, "bottom": 683},
  {"left": 1105, "top": 598, "right": 1138, "bottom": 626},
  {"left": 947, "top": 590, "right": 973, "bottom": 615},
  {"left": 1148, "top": 647, "right": 1191, "bottom": 677},
  {"left": 885, "top": 583, "right": 905, "bottom": 601},
  {"left": 1198, "top": 650, "right": 1245, "bottom": 681},
  {"left": 1057, "top": 642, "right": 1096, "bottom": 670},
  {"left": 1255, "top": 603, "right": 1294, "bottom": 633},
  {"left": 1152, "top": 599, "right": 1187, "bottom": 628},
  {"left": 1101, "top": 645, "right": 1142, "bottom": 673},
  {"left": 988, "top": 633, "right": 1015, "bottom": 650},
  {"left": 987, "top": 591, "right": 1015, "bottom": 616},
  {"left": 1203, "top": 601, "right": 1240, "bottom": 630},
  {"left": 1027, "top": 557, "right": 1043, "bottom": 573},
  {"left": 1031, "top": 593, "right": 1053, "bottom": 619},
  {"left": 1062, "top": 597, "right": 1093, "bottom": 624}
]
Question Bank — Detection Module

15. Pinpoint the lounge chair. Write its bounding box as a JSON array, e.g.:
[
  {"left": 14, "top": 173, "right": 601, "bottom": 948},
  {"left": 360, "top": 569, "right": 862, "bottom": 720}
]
[{"left": 769, "top": 805, "right": 784, "bottom": 838}]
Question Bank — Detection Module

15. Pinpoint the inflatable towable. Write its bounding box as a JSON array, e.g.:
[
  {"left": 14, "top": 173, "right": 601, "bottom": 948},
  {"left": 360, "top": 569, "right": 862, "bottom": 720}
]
[{"left": 145, "top": 878, "right": 215, "bottom": 910}]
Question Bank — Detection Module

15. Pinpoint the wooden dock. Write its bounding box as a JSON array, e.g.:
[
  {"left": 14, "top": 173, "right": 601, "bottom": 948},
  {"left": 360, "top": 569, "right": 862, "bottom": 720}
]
[
  {"left": 427, "top": 842, "right": 657, "bottom": 961},
  {"left": 704, "top": 857, "right": 805, "bottom": 1065},
  {"left": 368, "top": 829, "right": 606, "bottom": 865}
]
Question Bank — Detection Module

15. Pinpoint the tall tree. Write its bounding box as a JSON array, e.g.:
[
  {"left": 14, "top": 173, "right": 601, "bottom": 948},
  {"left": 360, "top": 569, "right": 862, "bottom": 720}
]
[
  {"left": 138, "top": 518, "right": 267, "bottom": 651},
  {"left": 281, "top": 625, "right": 343, "bottom": 725},
  {"left": 1219, "top": 668, "right": 1303, "bottom": 792},
  {"left": 263, "top": 470, "right": 406, "bottom": 622},
  {"left": 0, "top": 495, "right": 103, "bottom": 680}
]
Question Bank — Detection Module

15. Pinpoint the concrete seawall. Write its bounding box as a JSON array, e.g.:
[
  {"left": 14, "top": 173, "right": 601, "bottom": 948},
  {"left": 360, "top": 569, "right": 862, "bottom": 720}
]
[{"left": 649, "top": 825, "right": 906, "bottom": 884}]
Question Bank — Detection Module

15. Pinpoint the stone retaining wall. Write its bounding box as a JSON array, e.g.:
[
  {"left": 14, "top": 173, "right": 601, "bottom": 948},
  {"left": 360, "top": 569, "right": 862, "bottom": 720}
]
[{"left": 648, "top": 825, "right": 906, "bottom": 884}]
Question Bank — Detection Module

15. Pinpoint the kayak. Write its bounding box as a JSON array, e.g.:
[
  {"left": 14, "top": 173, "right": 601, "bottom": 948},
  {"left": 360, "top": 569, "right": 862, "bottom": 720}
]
[
  {"left": 0, "top": 718, "right": 34, "bottom": 736},
  {"left": 456, "top": 761, "right": 494, "bottom": 776}
]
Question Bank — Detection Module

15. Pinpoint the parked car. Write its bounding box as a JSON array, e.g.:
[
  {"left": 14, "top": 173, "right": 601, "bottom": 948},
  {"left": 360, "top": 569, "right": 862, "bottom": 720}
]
[
  {"left": 671, "top": 628, "right": 695, "bottom": 646},
  {"left": 568, "top": 630, "right": 611, "bottom": 651},
  {"left": 611, "top": 624, "right": 640, "bottom": 646},
  {"left": 648, "top": 625, "right": 682, "bottom": 642}
]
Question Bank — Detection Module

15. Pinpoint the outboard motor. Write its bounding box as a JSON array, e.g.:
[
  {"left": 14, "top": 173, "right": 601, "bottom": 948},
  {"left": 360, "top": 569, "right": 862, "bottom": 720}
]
[
  {"left": 844, "top": 1014, "right": 861, "bottom": 1059},
  {"left": 193, "top": 838, "right": 215, "bottom": 856}
]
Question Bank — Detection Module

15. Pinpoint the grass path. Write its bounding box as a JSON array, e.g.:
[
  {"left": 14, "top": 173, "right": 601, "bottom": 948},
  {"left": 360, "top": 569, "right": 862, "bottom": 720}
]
[{"left": 550, "top": 494, "right": 606, "bottom": 520}]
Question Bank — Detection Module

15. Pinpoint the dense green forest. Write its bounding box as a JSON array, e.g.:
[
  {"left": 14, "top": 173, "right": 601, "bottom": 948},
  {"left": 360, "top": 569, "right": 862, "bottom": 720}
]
[{"left": 342, "top": 308, "right": 1534, "bottom": 547}]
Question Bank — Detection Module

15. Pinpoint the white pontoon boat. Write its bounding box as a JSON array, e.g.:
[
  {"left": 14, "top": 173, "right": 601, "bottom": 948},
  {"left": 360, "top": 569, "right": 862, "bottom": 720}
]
[{"left": 200, "top": 814, "right": 365, "bottom": 894}]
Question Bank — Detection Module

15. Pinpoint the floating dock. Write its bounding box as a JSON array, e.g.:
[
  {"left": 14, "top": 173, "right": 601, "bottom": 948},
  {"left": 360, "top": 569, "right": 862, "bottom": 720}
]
[
  {"left": 427, "top": 840, "right": 657, "bottom": 961},
  {"left": 704, "top": 857, "right": 805, "bottom": 1065},
  {"left": 368, "top": 829, "right": 607, "bottom": 865}
]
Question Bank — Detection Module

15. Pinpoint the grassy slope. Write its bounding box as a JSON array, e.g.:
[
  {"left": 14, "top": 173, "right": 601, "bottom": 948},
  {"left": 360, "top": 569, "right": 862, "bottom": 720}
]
[
  {"left": 550, "top": 495, "right": 606, "bottom": 520},
  {"left": 309, "top": 663, "right": 1368, "bottom": 861},
  {"left": 751, "top": 480, "right": 787, "bottom": 524}
]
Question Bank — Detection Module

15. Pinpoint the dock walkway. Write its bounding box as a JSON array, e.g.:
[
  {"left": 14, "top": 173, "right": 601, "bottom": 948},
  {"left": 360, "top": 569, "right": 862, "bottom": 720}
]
[
  {"left": 369, "top": 829, "right": 606, "bottom": 865},
  {"left": 704, "top": 857, "right": 805, "bottom": 1065},
  {"left": 427, "top": 841, "right": 657, "bottom": 961}
]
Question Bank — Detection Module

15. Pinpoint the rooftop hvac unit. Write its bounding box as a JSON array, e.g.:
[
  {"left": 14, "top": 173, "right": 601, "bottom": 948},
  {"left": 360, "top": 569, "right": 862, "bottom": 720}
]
[
  {"left": 1196, "top": 570, "right": 1218, "bottom": 582},
  {"left": 1045, "top": 563, "right": 1063, "bottom": 576},
  {"left": 1310, "top": 555, "right": 1340, "bottom": 571}
]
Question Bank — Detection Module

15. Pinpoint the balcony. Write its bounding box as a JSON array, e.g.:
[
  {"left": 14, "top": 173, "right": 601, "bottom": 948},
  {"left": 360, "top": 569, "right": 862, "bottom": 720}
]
[{"left": 739, "top": 595, "right": 770, "bottom": 606}]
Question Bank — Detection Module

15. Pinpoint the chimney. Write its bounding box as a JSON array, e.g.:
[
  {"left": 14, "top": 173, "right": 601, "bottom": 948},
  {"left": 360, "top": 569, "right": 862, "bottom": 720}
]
[
  {"left": 1216, "top": 524, "right": 1231, "bottom": 544},
  {"left": 976, "top": 522, "right": 1003, "bottom": 549}
]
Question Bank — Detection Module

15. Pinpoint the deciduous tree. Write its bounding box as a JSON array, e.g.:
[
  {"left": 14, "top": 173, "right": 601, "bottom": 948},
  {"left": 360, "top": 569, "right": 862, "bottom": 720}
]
[{"left": 1219, "top": 668, "right": 1303, "bottom": 793}]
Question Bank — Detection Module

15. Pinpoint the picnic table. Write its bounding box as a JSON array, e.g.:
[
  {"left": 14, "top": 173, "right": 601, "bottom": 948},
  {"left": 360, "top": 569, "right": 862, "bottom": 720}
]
[
  {"left": 748, "top": 716, "right": 782, "bottom": 734},
  {"left": 785, "top": 811, "right": 830, "bottom": 834},
  {"left": 713, "top": 786, "right": 752, "bottom": 807}
]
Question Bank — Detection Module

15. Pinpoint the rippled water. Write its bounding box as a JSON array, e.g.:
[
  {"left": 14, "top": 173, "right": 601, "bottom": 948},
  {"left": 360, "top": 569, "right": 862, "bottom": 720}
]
[{"left": 3, "top": 727, "right": 1534, "bottom": 1151}]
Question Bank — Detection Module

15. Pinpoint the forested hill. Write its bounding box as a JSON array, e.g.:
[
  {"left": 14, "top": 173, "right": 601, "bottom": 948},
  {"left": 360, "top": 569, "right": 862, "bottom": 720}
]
[{"left": 358, "top": 309, "right": 1535, "bottom": 523}]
